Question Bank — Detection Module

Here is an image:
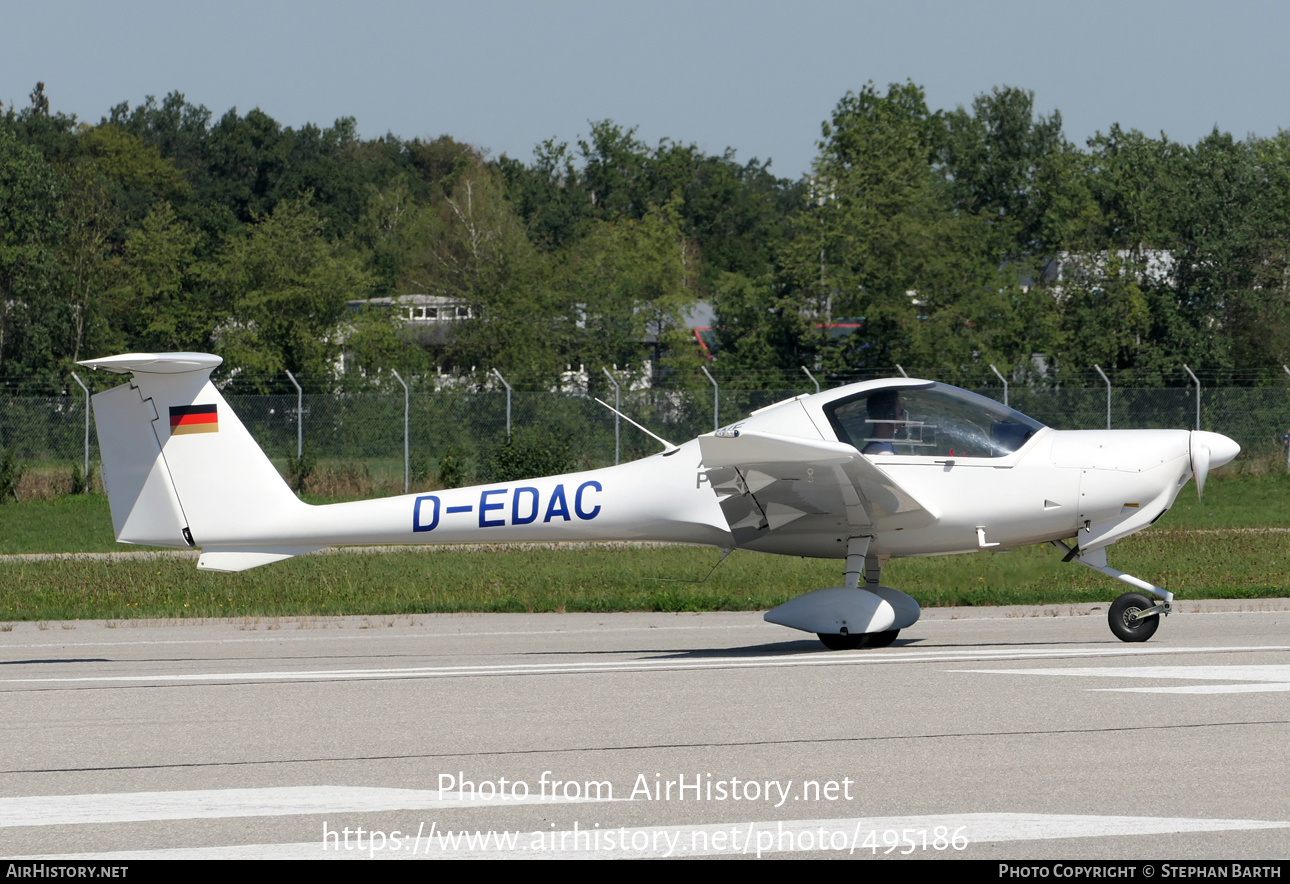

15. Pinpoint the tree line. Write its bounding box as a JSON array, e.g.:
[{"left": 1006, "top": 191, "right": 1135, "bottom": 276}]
[{"left": 2, "top": 80, "right": 1288, "bottom": 394}]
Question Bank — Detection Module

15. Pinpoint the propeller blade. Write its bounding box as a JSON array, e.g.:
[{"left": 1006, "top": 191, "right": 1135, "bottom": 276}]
[{"left": 1192, "top": 438, "right": 1210, "bottom": 500}]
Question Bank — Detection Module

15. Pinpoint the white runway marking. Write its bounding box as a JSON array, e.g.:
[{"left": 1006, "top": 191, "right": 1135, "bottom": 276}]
[
  {"left": 959, "top": 664, "right": 1290, "bottom": 694},
  {"left": 0, "top": 786, "right": 606, "bottom": 828},
  {"left": 5, "top": 646, "right": 1289, "bottom": 687},
  {"left": 0, "top": 622, "right": 766, "bottom": 652},
  {"left": 24, "top": 812, "right": 1290, "bottom": 859}
]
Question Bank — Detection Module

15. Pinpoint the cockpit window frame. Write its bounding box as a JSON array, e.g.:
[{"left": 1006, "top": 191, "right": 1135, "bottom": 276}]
[{"left": 822, "top": 382, "right": 1047, "bottom": 460}]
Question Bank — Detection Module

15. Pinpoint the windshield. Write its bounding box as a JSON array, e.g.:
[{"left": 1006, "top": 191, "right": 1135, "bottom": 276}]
[{"left": 824, "top": 383, "right": 1045, "bottom": 458}]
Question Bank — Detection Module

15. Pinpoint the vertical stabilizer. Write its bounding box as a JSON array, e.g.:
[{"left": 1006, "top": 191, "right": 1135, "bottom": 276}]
[{"left": 83, "top": 352, "right": 307, "bottom": 551}]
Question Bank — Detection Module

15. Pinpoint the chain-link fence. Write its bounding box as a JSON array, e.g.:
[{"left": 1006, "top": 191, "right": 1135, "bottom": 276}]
[
  {"left": 0, "top": 395, "right": 95, "bottom": 464},
  {"left": 3, "top": 385, "right": 1289, "bottom": 475}
]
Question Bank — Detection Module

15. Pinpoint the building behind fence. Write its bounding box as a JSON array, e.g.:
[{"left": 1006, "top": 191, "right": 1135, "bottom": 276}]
[{"left": 3, "top": 385, "right": 1289, "bottom": 476}]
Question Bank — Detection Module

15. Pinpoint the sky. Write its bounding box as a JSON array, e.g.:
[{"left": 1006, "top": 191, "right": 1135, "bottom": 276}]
[{"left": 5, "top": 0, "right": 1290, "bottom": 180}]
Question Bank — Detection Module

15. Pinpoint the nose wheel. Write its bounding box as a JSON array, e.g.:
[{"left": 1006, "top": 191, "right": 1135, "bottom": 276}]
[
  {"left": 1058, "top": 543, "right": 1172, "bottom": 643},
  {"left": 1108, "top": 592, "right": 1162, "bottom": 642}
]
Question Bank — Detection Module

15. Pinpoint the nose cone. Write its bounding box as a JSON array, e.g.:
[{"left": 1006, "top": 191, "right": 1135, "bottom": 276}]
[
  {"left": 1193, "top": 431, "right": 1241, "bottom": 469},
  {"left": 1190, "top": 431, "right": 1240, "bottom": 500}
]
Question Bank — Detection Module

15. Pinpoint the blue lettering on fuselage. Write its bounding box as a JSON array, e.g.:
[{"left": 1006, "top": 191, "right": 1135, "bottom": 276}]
[
  {"left": 513, "top": 487, "right": 539, "bottom": 524},
  {"left": 411, "top": 484, "right": 602, "bottom": 533},
  {"left": 412, "top": 495, "right": 440, "bottom": 532},
  {"left": 574, "top": 481, "right": 602, "bottom": 519},
  {"left": 544, "top": 485, "right": 570, "bottom": 522},
  {"left": 479, "top": 489, "right": 505, "bottom": 527}
]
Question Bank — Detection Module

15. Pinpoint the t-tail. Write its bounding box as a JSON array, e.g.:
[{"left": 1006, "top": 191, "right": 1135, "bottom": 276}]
[{"left": 81, "top": 352, "right": 732, "bottom": 572}]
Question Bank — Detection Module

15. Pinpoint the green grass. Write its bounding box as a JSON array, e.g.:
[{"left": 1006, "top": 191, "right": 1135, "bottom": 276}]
[
  {"left": 1152, "top": 467, "right": 1290, "bottom": 528},
  {"left": 0, "top": 534, "right": 1286, "bottom": 622},
  {"left": 0, "top": 494, "right": 120, "bottom": 554},
  {"left": 0, "top": 468, "right": 1286, "bottom": 622}
]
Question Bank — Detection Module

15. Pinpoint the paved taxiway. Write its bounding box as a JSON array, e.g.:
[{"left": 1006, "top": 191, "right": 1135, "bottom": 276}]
[{"left": 3, "top": 601, "right": 1289, "bottom": 859}]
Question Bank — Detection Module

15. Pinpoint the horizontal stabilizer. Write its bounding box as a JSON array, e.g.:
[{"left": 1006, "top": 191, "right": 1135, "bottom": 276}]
[
  {"left": 78, "top": 352, "right": 223, "bottom": 375},
  {"left": 198, "top": 548, "right": 323, "bottom": 572}
]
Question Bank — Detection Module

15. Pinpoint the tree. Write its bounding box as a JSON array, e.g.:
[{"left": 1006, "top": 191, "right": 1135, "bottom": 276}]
[
  {"left": 578, "top": 122, "right": 652, "bottom": 220},
  {"left": 561, "top": 193, "right": 704, "bottom": 384},
  {"left": 616, "top": 194, "right": 704, "bottom": 381},
  {"left": 406, "top": 162, "right": 562, "bottom": 378},
  {"left": 107, "top": 92, "right": 213, "bottom": 175},
  {"left": 353, "top": 174, "right": 429, "bottom": 296},
  {"left": 77, "top": 124, "right": 189, "bottom": 231},
  {"left": 710, "top": 271, "right": 810, "bottom": 386},
  {"left": 110, "top": 202, "right": 210, "bottom": 354},
  {"left": 59, "top": 162, "right": 116, "bottom": 364},
  {"left": 940, "top": 86, "right": 1068, "bottom": 257},
  {"left": 779, "top": 82, "right": 951, "bottom": 373},
  {"left": 1168, "top": 131, "right": 1288, "bottom": 377},
  {"left": 1053, "top": 251, "right": 1155, "bottom": 376},
  {"left": 1054, "top": 126, "right": 1288, "bottom": 382},
  {"left": 1084, "top": 125, "right": 1179, "bottom": 251},
  {"left": 214, "top": 196, "right": 372, "bottom": 383},
  {"left": 0, "top": 123, "right": 66, "bottom": 384},
  {"left": 496, "top": 138, "right": 592, "bottom": 251}
]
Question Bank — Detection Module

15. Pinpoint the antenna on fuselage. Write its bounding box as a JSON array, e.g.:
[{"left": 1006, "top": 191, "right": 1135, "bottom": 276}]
[{"left": 593, "top": 398, "right": 679, "bottom": 454}]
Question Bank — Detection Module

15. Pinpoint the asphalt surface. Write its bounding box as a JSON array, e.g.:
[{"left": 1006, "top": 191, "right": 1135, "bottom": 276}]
[{"left": 3, "top": 600, "right": 1289, "bottom": 860}]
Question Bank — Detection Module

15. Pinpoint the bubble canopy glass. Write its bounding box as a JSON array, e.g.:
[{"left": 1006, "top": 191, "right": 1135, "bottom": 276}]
[{"left": 823, "top": 382, "right": 1046, "bottom": 459}]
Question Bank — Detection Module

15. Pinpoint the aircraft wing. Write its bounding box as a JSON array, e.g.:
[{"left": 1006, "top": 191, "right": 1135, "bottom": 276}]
[{"left": 699, "top": 429, "right": 938, "bottom": 548}]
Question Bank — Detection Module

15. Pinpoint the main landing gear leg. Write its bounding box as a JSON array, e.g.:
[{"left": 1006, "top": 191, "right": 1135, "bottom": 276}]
[
  {"left": 814, "top": 538, "right": 901, "bottom": 650},
  {"left": 766, "top": 538, "right": 918, "bottom": 649},
  {"left": 1054, "top": 541, "right": 1172, "bottom": 642}
]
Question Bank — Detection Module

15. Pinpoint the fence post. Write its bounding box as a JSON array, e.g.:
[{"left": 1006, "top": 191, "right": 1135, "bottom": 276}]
[
  {"left": 285, "top": 371, "right": 302, "bottom": 458},
  {"left": 1093, "top": 364, "right": 1111, "bottom": 430},
  {"left": 492, "top": 369, "right": 512, "bottom": 440},
  {"left": 392, "top": 370, "right": 409, "bottom": 493},
  {"left": 1284, "top": 366, "right": 1290, "bottom": 471},
  {"left": 70, "top": 371, "right": 90, "bottom": 491},
  {"left": 989, "top": 364, "right": 1009, "bottom": 407},
  {"left": 701, "top": 365, "right": 719, "bottom": 431},
  {"left": 601, "top": 367, "right": 621, "bottom": 465},
  {"left": 801, "top": 366, "right": 820, "bottom": 393},
  {"left": 1183, "top": 365, "right": 1201, "bottom": 431}
]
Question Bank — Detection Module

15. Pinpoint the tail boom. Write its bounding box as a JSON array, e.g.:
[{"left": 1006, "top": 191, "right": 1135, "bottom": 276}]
[{"left": 83, "top": 353, "right": 732, "bottom": 571}]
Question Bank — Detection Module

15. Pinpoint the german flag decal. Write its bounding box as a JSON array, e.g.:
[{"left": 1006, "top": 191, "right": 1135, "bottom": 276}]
[{"left": 170, "top": 404, "right": 218, "bottom": 435}]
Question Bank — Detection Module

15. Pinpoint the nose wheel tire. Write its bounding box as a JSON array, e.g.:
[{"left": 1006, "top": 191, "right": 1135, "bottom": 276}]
[
  {"left": 817, "top": 629, "right": 900, "bottom": 650},
  {"left": 1108, "top": 592, "right": 1161, "bottom": 642}
]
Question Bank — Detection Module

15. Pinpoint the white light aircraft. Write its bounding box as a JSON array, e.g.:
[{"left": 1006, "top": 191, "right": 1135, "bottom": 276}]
[{"left": 81, "top": 352, "right": 1240, "bottom": 648}]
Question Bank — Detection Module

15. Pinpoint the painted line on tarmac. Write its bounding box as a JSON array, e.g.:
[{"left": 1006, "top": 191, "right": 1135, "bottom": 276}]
[
  {"left": 4, "top": 645, "right": 1289, "bottom": 687},
  {"left": 0, "top": 621, "right": 773, "bottom": 652},
  {"left": 0, "top": 785, "right": 605, "bottom": 828},
  {"left": 22, "top": 812, "right": 1290, "bottom": 859},
  {"left": 959, "top": 663, "right": 1290, "bottom": 694}
]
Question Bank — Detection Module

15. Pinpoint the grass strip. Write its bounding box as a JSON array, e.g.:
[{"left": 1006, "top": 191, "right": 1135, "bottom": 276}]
[
  {"left": 1, "top": 533, "right": 1286, "bottom": 623},
  {"left": 1, "top": 469, "right": 1286, "bottom": 622}
]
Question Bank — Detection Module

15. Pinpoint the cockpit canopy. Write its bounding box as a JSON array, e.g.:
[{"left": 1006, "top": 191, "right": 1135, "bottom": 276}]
[{"left": 823, "top": 382, "right": 1045, "bottom": 458}]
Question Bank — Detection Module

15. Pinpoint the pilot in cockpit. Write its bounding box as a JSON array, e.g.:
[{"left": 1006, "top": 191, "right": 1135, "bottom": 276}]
[{"left": 862, "top": 390, "right": 903, "bottom": 455}]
